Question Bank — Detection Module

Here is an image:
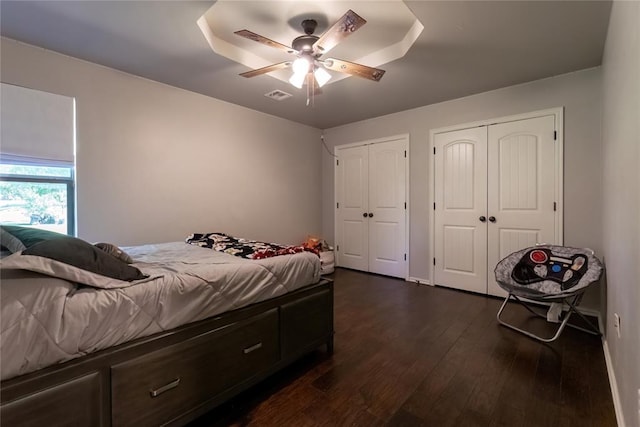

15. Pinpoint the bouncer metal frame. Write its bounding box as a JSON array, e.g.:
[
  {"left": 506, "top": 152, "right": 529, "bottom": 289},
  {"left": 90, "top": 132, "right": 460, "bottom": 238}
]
[{"left": 496, "top": 291, "right": 601, "bottom": 343}]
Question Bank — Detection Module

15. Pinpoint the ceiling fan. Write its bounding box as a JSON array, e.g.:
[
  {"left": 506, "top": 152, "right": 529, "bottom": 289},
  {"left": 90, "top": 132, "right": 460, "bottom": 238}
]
[{"left": 235, "top": 9, "right": 385, "bottom": 100}]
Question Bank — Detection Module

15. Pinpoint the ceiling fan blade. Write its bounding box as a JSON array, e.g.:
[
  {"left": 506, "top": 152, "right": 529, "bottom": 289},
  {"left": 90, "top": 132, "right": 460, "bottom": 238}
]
[
  {"left": 239, "top": 61, "right": 291, "bottom": 78},
  {"left": 323, "top": 58, "right": 385, "bottom": 82},
  {"left": 234, "top": 30, "right": 293, "bottom": 54},
  {"left": 312, "top": 10, "right": 366, "bottom": 54}
]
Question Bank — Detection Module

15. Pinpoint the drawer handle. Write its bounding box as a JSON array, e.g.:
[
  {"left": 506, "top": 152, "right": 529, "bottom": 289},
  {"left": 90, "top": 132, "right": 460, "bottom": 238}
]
[
  {"left": 150, "top": 378, "right": 181, "bottom": 398},
  {"left": 243, "top": 342, "right": 263, "bottom": 354}
]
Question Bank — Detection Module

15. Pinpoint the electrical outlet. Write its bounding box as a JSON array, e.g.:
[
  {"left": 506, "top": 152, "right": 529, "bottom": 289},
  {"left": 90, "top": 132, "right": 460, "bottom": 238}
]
[{"left": 613, "top": 313, "right": 621, "bottom": 338}]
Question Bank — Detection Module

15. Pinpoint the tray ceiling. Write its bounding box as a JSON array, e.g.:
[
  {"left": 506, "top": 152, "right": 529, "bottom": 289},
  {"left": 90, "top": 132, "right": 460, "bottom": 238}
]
[{"left": 197, "top": 0, "right": 422, "bottom": 85}]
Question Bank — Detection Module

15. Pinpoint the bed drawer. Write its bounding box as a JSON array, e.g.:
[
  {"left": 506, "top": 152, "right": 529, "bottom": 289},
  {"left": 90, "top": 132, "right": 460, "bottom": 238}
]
[
  {"left": 280, "top": 288, "right": 333, "bottom": 358},
  {"left": 0, "top": 372, "right": 103, "bottom": 427},
  {"left": 111, "top": 308, "right": 279, "bottom": 426}
]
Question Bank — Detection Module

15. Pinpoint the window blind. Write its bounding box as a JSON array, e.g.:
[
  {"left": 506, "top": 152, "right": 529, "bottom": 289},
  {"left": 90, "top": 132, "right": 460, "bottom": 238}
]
[{"left": 1, "top": 83, "right": 75, "bottom": 167}]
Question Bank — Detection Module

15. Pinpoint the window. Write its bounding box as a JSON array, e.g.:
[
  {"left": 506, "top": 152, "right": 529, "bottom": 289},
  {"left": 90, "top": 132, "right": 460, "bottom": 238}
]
[
  {"left": 0, "top": 165, "right": 74, "bottom": 234},
  {"left": 1, "top": 83, "right": 76, "bottom": 235}
]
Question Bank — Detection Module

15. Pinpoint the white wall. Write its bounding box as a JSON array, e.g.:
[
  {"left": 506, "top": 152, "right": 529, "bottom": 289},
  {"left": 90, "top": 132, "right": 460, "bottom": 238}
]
[
  {"left": 1, "top": 38, "right": 323, "bottom": 246},
  {"left": 601, "top": 1, "right": 640, "bottom": 426},
  {"left": 322, "top": 67, "right": 603, "bottom": 310}
]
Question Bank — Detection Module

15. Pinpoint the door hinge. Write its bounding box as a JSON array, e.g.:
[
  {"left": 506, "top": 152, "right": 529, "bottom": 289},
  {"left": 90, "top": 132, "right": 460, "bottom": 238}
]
[
  {"left": 336, "top": 245, "right": 339, "bottom": 251},
  {"left": 336, "top": 202, "right": 339, "bottom": 209},
  {"left": 404, "top": 253, "right": 407, "bottom": 261},
  {"left": 433, "top": 258, "right": 436, "bottom": 265},
  {"left": 404, "top": 150, "right": 407, "bottom": 158},
  {"left": 433, "top": 202, "right": 436, "bottom": 210},
  {"left": 336, "top": 159, "right": 339, "bottom": 166},
  {"left": 404, "top": 202, "right": 407, "bottom": 209},
  {"left": 433, "top": 147, "right": 436, "bottom": 155},
  {"left": 554, "top": 202, "right": 557, "bottom": 211},
  {"left": 553, "top": 131, "right": 557, "bottom": 141}
]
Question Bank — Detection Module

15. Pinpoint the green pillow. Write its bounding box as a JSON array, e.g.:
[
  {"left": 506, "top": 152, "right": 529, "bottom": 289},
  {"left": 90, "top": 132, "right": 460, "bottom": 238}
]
[{"left": 0, "top": 225, "right": 67, "bottom": 253}]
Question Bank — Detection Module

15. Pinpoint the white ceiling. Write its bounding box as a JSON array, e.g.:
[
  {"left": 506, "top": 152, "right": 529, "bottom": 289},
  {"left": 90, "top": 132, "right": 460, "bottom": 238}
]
[{"left": 0, "top": 1, "right": 612, "bottom": 129}]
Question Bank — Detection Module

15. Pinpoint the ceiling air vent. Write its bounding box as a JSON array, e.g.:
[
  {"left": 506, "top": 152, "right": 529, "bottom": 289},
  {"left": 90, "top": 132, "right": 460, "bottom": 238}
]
[{"left": 264, "top": 90, "right": 292, "bottom": 101}]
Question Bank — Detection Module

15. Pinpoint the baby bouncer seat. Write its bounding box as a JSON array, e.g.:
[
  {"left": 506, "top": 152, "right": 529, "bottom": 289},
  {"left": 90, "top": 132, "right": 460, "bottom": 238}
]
[{"left": 494, "top": 244, "right": 603, "bottom": 342}]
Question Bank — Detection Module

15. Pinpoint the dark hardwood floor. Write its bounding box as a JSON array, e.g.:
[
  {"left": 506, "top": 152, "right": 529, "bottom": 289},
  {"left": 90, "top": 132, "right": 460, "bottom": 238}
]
[{"left": 189, "top": 268, "right": 617, "bottom": 427}]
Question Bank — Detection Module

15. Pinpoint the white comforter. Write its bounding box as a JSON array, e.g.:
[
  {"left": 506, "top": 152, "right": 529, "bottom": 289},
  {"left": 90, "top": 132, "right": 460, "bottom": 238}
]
[{"left": 0, "top": 242, "right": 320, "bottom": 381}]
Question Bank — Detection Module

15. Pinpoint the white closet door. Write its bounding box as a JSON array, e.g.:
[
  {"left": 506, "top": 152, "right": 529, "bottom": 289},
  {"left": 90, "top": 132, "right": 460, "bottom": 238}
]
[
  {"left": 336, "top": 145, "right": 369, "bottom": 271},
  {"left": 434, "top": 127, "right": 488, "bottom": 293},
  {"left": 368, "top": 138, "right": 407, "bottom": 277},
  {"left": 486, "top": 115, "right": 557, "bottom": 296}
]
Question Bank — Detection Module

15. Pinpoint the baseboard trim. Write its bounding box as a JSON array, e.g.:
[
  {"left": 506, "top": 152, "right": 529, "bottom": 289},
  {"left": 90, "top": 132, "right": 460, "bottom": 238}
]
[
  {"left": 559, "top": 304, "right": 601, "bottom": 331},
  {"left": 575, "top": 306, "right": 601, "bottom": 318},
  {"left": 602, "top": 337, "right": 626, "bottom": 427},
  {"left": 407, "top": 277, "right": 430, "bottom": 285}
]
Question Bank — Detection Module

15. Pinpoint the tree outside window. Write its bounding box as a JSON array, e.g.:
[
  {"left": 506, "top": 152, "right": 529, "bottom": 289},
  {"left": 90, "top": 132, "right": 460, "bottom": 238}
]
[{"left": 0, "top": 165, "right": 74, "bottom": 235}]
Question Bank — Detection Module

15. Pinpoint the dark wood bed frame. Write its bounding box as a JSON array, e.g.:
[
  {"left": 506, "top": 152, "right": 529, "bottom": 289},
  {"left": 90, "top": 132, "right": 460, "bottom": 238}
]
[{"left": 0, "top": 278, "right": 334, "bottom": 426}]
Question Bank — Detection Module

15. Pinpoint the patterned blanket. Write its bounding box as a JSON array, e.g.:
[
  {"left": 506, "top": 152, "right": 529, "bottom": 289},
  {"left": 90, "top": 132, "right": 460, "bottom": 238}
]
[{"left": 186, "top": 233, "right": 316, "bottom": 260}]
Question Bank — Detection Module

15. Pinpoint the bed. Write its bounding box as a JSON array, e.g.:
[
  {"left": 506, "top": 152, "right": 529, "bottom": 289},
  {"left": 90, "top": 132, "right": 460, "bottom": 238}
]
[{"left": 0, "top": 228, "right": 334, "bottom": 426}]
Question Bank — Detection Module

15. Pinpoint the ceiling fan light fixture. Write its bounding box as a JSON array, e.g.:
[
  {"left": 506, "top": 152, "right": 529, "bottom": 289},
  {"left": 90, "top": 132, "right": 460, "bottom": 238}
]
[
  {"left": 291, "top": 57, "right": 311, "bottom": 75},
  {"left": 314, "top": 67, "right": 331, "bottom": 88},
  {"left": 289, "top": 71, "right": 306, "bottom": 89}
]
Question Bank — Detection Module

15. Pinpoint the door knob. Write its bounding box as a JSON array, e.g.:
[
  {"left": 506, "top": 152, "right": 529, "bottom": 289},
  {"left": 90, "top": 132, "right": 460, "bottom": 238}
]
[
  {"left": 479, "top": 216, "right": 486, "bottom": 222},
  {"left": 368, "top": 213, "right": 374, "bottom": 218},
  {"left": 363, "top": 212, "right": 368, "bottom": 218},
  {"left": 489, "top": 216, "right": 496, "bottom": 223}
]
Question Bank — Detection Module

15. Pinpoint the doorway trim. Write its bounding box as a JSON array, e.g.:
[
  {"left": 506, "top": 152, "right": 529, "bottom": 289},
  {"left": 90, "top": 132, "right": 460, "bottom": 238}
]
[{"left": 428, "top": 107, "right": 564, "bottom": 288}]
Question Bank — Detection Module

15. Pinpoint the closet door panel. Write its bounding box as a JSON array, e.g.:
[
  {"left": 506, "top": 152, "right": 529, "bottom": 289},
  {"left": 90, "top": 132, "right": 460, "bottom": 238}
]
[
  {"left": 336, "top": 145, "right": 369, "bottom": 271},
  {"left": 434, "top": 127, "right": 488, "bottom": 293},
  {"left": 486, "top": 115, "right": 557, "bottom": 296},
  {"left": 368, "top": 139, "right": 407, "bottom": 278}
]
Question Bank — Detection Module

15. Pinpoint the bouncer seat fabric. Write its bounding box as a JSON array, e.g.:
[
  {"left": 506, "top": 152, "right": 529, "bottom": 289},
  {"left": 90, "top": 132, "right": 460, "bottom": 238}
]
[{"left": 494, "top": 244, "right": 603, "bottom": 300}]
